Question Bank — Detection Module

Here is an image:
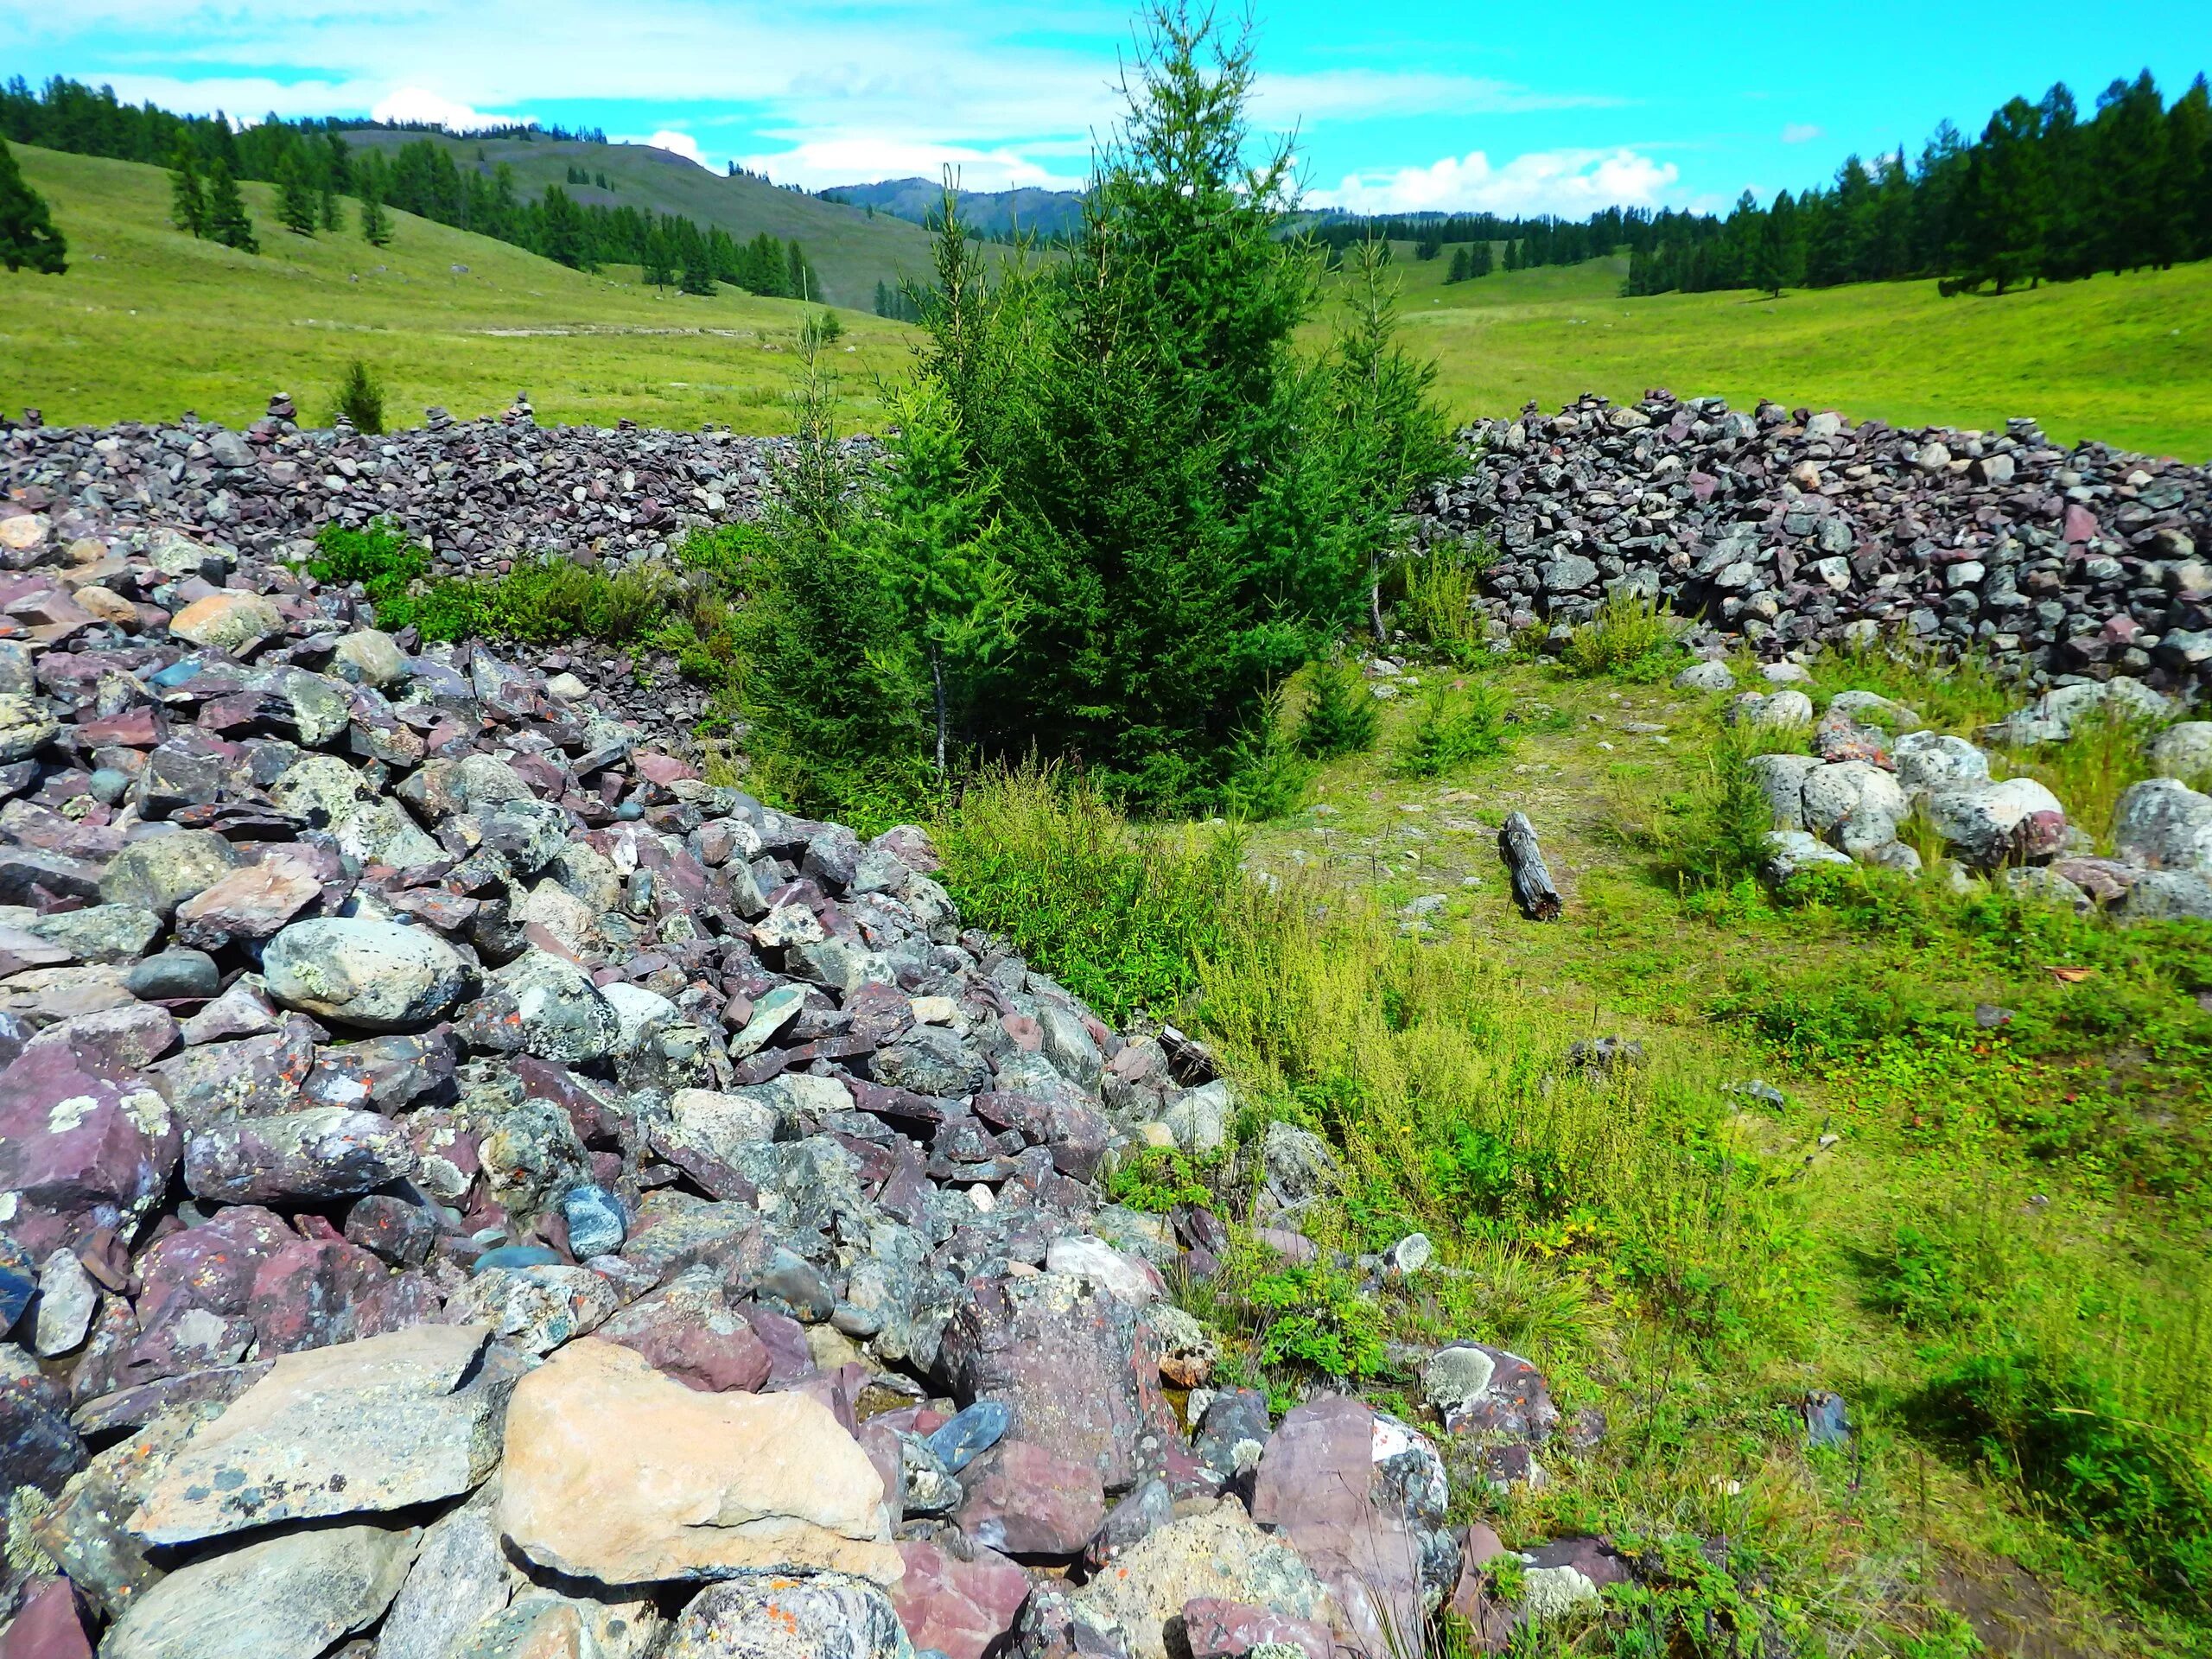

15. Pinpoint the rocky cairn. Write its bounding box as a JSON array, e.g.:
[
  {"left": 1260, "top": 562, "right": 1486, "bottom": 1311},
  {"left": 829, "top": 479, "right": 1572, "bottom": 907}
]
[
  {"left": 1418, "top": 391, "right": 2212, "bottom": 697},
  {"left": 0, "top": 496, "right": 1586, "bottom": 1655}
]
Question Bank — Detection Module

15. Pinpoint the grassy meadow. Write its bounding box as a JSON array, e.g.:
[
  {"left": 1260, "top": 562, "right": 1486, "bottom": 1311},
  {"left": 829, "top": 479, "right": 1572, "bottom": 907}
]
[
  {"left": 9, "top": 144, "right": 2212, "bottom": 458},
  {"left": 1332, "top": 245, "right": 2212, "bottom": 460},
  {"left": 919, "top": 645, "right": 2212, "bottom": 1657},
  {"left": 0, "top": 144, "right": 916, "bottom": 434}
]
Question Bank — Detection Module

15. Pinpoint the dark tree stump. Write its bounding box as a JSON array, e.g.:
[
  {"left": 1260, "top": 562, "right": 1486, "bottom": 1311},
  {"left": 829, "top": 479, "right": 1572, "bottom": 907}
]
[{"left": 1499, "top": 810, "right": 1562, "bottom": 920}]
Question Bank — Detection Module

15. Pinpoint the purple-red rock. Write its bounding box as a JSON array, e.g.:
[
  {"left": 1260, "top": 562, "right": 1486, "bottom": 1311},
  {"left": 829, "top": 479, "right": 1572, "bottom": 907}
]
[
  {"left": 73, "top": 1207, "right": 435, "bottom": 1399},
  {"left": 890, "top": 1538, "right": 1035, "bottom": 1659},
  {"left": 1249, "top": 1397, "right": 1456, "bottom": 1657},
  {"left": 956, "top": 1437, "right": 1108, "bottom": 1558},
  {"left": 1179, "top": 1599, "right": 1332, "bottom": 1659},
  {"left": 940, "top": 1268, "right": 1154, "bottom": 1493},
  {"left": 0, "top": 1044, "right": 178, "bottom": 1231},
  {"left": 596, "top": 1266, "right": 773, "bottom": 1393},
  {"left": 0, "top": 1576, "right": 95, "bottom": 1659}
]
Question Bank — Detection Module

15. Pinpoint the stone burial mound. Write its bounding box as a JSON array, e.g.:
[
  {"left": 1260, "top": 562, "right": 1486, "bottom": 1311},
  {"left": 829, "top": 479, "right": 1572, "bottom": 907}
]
[
  {"left": 0, "top": 507, "right": 1591, "bottom": 1653},
  {"left": 1418, "top": 391, "right": 2212, "bottom": 698}
]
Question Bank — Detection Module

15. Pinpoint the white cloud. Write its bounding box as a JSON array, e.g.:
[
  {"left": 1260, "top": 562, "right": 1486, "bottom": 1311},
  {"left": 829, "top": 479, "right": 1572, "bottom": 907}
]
[
  {"left": 1312, "top": 146, "right": 1682, "bottom": 217},
  {"left": 1252, "top": 69, "right": 1621, "bottom": 122},
  {"left": 645, "top": 130, "right": 707, "bottom": 167},
  {"left": 741, "top": 135, "right": 1083, "bottom": 194},
  {"left": 370, "top": 86, "right": 524, "bottom": 130},
  {"left": 1781, "top": 123, "right": 1824, "bottom": 144}
]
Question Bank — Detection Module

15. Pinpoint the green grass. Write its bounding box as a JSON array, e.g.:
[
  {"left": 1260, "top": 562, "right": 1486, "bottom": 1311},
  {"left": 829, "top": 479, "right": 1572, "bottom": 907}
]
[
  {"left": 17, "top": 145, "right": 2210, "bottom": 461},
  {"left": 1325, "top": 245, "right": 2212, "bottom": 460},
  {"left": 0, "top": 144, "right": 917, "bottom": 433},
  {"left": 918, "top": 649, "right": 2212, "bottom": 1655}
]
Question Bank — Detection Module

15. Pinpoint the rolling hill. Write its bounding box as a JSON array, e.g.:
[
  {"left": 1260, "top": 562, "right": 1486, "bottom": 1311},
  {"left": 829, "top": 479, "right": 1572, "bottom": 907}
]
[
  {"left": 336, "top": 129, "right": 940, "bottom": 308},
  {"left": 0, "top": 144, "right": 918, "bottom": 434},
  {"left": 7, "top": 140, "right": 2209, "bottom": 458}
]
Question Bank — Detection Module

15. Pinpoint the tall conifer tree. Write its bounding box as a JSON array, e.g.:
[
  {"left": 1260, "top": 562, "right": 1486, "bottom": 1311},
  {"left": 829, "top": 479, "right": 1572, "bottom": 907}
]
[
  {"left": 202, "top": 161, "right": 258, "bottom": 252},
  {"left": 276, "top": 149, "right": 317, "bottom": 235}
]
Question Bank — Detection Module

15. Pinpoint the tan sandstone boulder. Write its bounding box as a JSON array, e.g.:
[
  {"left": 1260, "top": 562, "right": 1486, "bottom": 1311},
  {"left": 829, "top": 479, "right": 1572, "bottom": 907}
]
[{"left": 497, "top": 1338, "right": 902, "bottom": 1586}]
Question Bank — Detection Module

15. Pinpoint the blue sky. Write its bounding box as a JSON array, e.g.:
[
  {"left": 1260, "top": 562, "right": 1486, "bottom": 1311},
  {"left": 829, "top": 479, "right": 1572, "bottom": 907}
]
[{"left": 5, "top": 0, "right": 2208, "bottom": 214}]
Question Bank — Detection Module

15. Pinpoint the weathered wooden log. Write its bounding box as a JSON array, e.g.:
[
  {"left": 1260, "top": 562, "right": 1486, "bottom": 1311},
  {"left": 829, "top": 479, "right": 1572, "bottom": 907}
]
[{"left": 1499, "top": 810, "right": 1562, "bottom": 920}]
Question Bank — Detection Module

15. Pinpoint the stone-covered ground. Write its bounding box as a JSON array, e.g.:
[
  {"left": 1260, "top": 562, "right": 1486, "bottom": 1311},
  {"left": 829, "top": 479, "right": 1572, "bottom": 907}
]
[{"left": 0, "top": 487, "right": 1592, "bottom": 1657}]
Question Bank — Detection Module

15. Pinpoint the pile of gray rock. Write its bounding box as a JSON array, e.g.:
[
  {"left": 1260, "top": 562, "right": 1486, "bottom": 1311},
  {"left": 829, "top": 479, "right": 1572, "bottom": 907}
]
[
  {"left": 1684, "top": 663, "right": 2212, "bottom": 918},
  {"left": 1417, "top": 391, "right": 2212, "bottom": 699},
  {"left": 1, "top": 394, "right": 783, "bottom": 581},
  {"left": 0, "top": 502, "right": 1596, "bottom": 1656}
]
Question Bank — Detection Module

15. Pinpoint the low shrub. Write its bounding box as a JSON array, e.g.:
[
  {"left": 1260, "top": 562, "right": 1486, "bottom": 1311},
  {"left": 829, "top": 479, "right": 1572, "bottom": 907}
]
[
  {"left": 1637, "top": 736, "right": 1777, "bottom": 890},
  {"left": 1918, "top": 1345, "right": 2212, "bottom": 1611},
  {"left": 306, "top": 518, "right": 425, "bottom": 618}
]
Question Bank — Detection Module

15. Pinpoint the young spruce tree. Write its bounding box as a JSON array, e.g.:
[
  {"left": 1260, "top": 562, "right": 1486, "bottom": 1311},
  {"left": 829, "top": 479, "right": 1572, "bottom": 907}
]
[
  {"left": 203, "top": 162, "right": 259, "bottom": 252},
  {"left": 916, "top": 3, "right": 1450, "bottom": 809},
  {"left": 276, "top": 150, "right": 318, "bottom": 236}
]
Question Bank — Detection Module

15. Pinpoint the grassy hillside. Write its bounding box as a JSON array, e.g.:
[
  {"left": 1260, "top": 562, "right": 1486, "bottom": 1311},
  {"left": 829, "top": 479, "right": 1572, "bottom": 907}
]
[
  {"left": 0, "top": 145, "right": 918, "bottom": 434},
  {"left": 1342, "top": 245, "right": 2212, "bottom": 460},
  {"left": 8, "top": 142, "right": 2209, "bottom": 459},
  {"left": 338, "top": 130, "right": 938, "bottom": 308}
]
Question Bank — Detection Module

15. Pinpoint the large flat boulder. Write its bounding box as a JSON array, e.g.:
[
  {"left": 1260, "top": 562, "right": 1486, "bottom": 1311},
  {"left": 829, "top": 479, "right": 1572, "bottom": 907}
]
[
  {"left": 100, "top": 1522, "right": 417, "bottom": 1659},
  {"left": 496, "top": 1338, "right": 901, "bottom": 1586},
  {"left": 130, "top": 1324, "right": 511, "bottom": 1544}
]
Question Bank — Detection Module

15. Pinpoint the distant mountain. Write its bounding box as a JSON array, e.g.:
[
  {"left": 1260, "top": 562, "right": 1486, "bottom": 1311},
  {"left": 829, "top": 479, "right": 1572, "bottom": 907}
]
[
  {"left": 820, "top": 178, "right": 1087, "bottom": 241},
  {"left": 339, "top": 130, "right": 938, "bottom": 308}
]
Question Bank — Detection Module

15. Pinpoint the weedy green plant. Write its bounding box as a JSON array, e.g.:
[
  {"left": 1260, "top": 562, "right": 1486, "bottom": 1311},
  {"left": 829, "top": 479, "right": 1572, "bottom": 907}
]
[
  {"left": 1395, "top": 538, "right": 1493, "bottom": 660},
  {"left": 1394, "top": 682, "right": 1512, "bottom": 779},
  {"left": 930, "top": 764, "right": 1249, "bottom": 1025},
  {"left": 1249, "top": 1262, "right": 1391, "bottom": 1382},
  {"left": 1802, "top": 634, "right": 2018, "bottom": 734},
  {"left": 306, "top": 517, "right": 424, "bottom": 614},
  {"left": 1630, "top": 734, "right": 1779, "bottom": 890},
  {"left": 1105, "top": 1146, "right": 1212, "bottom": 1213},
  {"left": 1559, "top": 588, "right": 1679, "bottom": 680},
  {"left": 1295, "top": 653, "right": 1381, "bottom": 760}
]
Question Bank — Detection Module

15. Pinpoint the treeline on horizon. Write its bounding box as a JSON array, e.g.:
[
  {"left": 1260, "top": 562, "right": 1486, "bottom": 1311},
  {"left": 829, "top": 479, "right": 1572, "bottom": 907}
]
[
  {"left": 1319, "top": 67, "right": 2212, "bottom": 298},
  {"left": 0, "top": 74, "right": 823, "bottom": 298}
]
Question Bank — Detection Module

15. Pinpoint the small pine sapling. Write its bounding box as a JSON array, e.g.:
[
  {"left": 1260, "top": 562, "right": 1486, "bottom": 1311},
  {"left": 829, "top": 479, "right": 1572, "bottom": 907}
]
[{"left": 1295, "top": 654, "right": 1380, "bottom": 759}]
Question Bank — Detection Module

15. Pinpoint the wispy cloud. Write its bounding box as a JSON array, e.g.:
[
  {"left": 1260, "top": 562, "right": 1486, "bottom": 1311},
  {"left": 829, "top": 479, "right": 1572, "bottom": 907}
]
[
  {"left": 741, "top": 135, "right": 1084, "bottom": 194},
  {"left": 1251, "top": 68, "right": 1622, "bottom": 123},
  {"left": 1311, "top": 146, "right": 1684, "bottom": 217},
  {"left": 1781, "top": 122, "right": 1824, "bottom": 143}
]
